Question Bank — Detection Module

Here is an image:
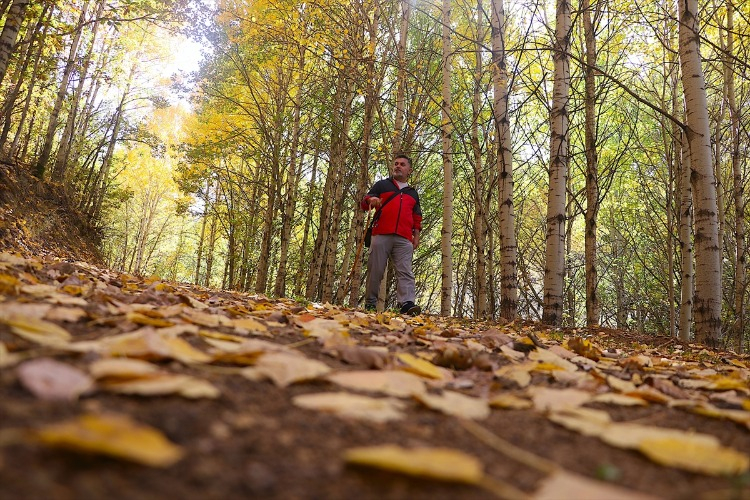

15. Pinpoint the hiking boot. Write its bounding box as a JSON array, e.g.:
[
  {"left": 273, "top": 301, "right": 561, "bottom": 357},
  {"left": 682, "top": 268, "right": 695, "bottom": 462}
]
[{"left": 399, "top": 301, "right": 421, "bottom": 316}]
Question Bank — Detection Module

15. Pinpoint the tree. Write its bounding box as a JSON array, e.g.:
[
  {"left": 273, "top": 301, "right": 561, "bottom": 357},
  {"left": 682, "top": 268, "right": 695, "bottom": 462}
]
[
  {"left": 677, "top": 0, "right": 721, "bottom": 345},
  {"left": 542, "top": 0, "right": 572, "bottom": 326}
]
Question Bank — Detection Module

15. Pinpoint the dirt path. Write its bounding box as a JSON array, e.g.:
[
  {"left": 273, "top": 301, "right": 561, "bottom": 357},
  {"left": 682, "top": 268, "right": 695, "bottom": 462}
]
[{"left": 1, "top": 253, "right": 749, "bottom": 499}]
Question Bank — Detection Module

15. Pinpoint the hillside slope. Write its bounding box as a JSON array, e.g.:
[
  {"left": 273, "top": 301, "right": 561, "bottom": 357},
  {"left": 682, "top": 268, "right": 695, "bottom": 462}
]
[{"left": 0, "top": 161, "right": 102, "bottom": 264}]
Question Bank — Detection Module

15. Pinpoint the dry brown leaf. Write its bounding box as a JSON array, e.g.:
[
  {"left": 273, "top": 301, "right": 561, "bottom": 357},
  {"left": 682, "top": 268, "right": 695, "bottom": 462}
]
[
  {"left": 327, "top": 370, "right": 426, "bottom": 398},
  {"left": 606, "top": 375, "right": 638, "bottom": 394},
  {"left": 34, "top": 413, "right": 184, "bottom": 467},
  {"left": 45, "top": 306, "right": 87, "bottom": 323},
  {"left": 335, "top": 345, "right": 389, "bottom": 369},
  {"left": 344, "top": 445, "right": 483, "bottom": 484},
  {"left": 17, "top": 358, "right": 94, "bottom": 401},
  {"left": 415, "top": 391, "right": 490, "bottom": 420},
  {"left": 494, "top": 363, "right": 533, "bottom": 388},
  {"left": 243, "top": 352, "right": 331, "bottom": 387},
  {"left": 529, "top": 387, "right": 592, "bottom": 412},
  {"left": 534, "top": 470, "right": 659, "bottom": 500},
  {"left": 98, "top": 328, "right": 210, "bottom": 364},
  {"left": 529, "top": 349, "right": 578, "bottom": 372},
  {"left": 292, "top": 392, "right": 405, "bottom": 422},
  {"left": 232, "top": 317, "right": 268, "bottom": 334}
]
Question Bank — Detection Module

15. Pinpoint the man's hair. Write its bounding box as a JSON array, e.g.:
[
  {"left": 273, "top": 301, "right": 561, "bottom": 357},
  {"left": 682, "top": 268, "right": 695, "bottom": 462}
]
[{"left": 394, "top": 153, "right": 412, "bottom": 166}]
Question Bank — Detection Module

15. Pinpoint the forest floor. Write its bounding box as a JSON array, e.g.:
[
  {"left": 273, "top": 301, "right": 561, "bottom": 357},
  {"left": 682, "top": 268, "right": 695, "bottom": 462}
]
[{"left": 2, "top": 164, "right": 750, "bottom": 499}]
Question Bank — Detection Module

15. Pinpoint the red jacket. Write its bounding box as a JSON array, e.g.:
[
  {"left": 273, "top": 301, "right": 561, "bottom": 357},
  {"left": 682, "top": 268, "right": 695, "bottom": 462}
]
[{"left": 361, "top": 178, "right": 422, "bottom": 242}]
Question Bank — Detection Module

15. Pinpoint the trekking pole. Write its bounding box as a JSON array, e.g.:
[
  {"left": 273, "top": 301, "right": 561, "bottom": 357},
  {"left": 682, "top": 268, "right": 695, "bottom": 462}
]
[{"left": 343, "top": 209, "right": 373, "bottom": 305}]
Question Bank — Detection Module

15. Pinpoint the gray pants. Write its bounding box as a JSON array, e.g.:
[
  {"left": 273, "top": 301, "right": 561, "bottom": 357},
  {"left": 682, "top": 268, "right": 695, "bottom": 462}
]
[{"left": 365, "top": 234, "right": 415, "bottom": 307}]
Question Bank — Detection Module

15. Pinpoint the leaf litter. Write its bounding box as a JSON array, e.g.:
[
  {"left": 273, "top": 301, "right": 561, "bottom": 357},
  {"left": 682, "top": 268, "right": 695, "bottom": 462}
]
[{"left": 1, "top": 253, "right": 750, "bottom": 498}]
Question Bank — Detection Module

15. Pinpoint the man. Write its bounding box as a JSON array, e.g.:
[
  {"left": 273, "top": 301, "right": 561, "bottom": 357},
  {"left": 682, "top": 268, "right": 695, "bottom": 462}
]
[{"left": 361, "top": 154, "right": 422, "bottom": 315}]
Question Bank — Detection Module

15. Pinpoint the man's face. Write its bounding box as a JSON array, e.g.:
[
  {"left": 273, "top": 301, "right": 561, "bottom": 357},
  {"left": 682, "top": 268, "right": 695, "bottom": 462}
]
[{"left": 392, "top": 158, "right": 412, "bottom": 181}]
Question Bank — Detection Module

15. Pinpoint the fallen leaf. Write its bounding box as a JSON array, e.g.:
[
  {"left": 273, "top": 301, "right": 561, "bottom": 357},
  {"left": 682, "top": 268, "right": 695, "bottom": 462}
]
[
  {"left": 534, "top": 470, "right": 659, "bottom": 500},
  {"left": 243, "top": 352, "right": 331, "bottom": 387},
  {"left": 293, "top": 392, "right": 405, "bottom": 422},
  {"left": 0, "top": 314, "right": 71, "bottom": 346},
  {"left": 494, "top": 363, "right": 533, "bottom": 388},
  {"left": 101, "top": 374, "right": 220, "bottom": 399},
  {"left": 327, "top": 370, "right": 426, "bottom": 398},
  {"left": 591, "top": 393, "right": 649, "bottom": 406},
  {"left": 17, "top": 358, "right": 94, "bottom": 401},
  {"left": 90, "top": 358, "right": 162, "bottom": 379},
  {"left": 415, "top": 391, "right": 490, "bottom": 420},
  {"left": 529, "top": 349, "right": 578, "bottom": 372},
  {"left": 488, "top": 394, "right": 533, "bottom": 410},
  {"left": 344, "top": 445, "right": 483, "bottom": 484},
  {"left": 397, "top": 353, "right": 445, "bottom": 380},
  {"left": 566, "top": 337, "right": 602, "bottom": 361},
  {"left": 34, "top": 413, "right": 184, "bottom": 467},
  {"left": 45, "top": 306, "right": 88, "bottom": 323},
  {"left": 639, "top": 437, "right": 749, "bottom": 476},
  {"left": 529, "top": 387, "right": 592, "bottom": 412}
]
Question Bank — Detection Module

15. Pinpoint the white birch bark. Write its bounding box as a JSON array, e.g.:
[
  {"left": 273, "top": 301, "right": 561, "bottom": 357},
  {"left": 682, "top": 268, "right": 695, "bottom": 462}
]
[
  {"left": 542, "top": 0, "right": 571, "bottom": 326},
  {"left": 440, "top": 0, "right": 454, "bottom": 316},
  {"left": 491, "top": 0, "right": 517, "bottom": 321},
  {"left": 677, "top": 0, "right": 721, "bottom": 345}
]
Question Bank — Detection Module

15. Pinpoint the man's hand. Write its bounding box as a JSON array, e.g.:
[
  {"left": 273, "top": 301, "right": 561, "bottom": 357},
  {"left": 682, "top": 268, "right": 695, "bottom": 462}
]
[
  {"left": 368, "top": 197, "right": 381, "bottom": 210},
  {"left": 412, "top": 231, "right": 420, "bottom": 249}
]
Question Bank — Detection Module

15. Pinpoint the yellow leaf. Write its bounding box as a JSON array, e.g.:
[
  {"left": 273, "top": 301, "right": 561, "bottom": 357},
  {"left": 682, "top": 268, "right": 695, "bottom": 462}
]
[
  {"left": 706, "top": 376, "right": 747, "bottom": 391},
  {"left": 90, "top": 358, "right": 162, "bottom": 379},
  {"left": 397, "top": 353, "right": 444, "bottom": 379},
  {"left": 0, "top": 314, "right": 71, "bottom": 346},
  {"left": 102, "top": 374, "right": 220, "bottom": 399},
  {"left": 0, "top": 273, "right": 20, "bottom": 294},
  {"left": 293, "top": 392, "right": 405, "bottom": 422},
  {"left": 232, "top": 317, "right": 268, "bottom": 333},
  {"left": 327, "top": 370, "right": 426, "bottom": 398},
  {"left": 344, "top": 445, "right": 483, "bottom": 484},
  {"left": 34, "top": 413, "right": 184, "bottom": 467},
  {"left": 243, "top": 352, "right": 331, "bottom": 387},
  {"left": 415, "top": 391, "right": 490, "bottom": 420},
  {"left": 639, "top": 437, "right": 750, "bottom": 476},
  {"left": 566, "top": 336, "right": 602, "bottom": 361},
  {"left": 126, "top": 312, "right": 175, "bottom": 328},
  {"left": 488, "top": 394, "right": 532, "bottom": 410}
]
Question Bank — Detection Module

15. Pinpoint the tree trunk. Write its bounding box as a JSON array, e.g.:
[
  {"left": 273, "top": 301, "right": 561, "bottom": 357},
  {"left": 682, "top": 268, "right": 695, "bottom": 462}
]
[
  {"left": 35, "top": 2, "right": 89, "bottom": 178},
  {"left": 440, "top": 0, "right": 454, "bottom": 317},
  {"left": 346, "top": 2, "right": 382, "bottom": 307},
  {"left": 677, "top": 0, "right": 721, "bottom": 346},
  {"left": 321, "top": 80, "right": 354, "bottom": 303},
  {"left": 294, "top": 154, "right": 318, "bottom": 297},
  {"left": 725, "top": 1, "right": 744, "bottom": 351},
  {"left": 0, "top": 0, "right": 29, "bottom": 87},
  {"left": 542, "top": 0, "right": 572, "bottom": 326},
  {"left": 582, "top": 0, "right": 600, "bottom": 327},
  {"left": 679, "top": 133, "right": 694, "bottom": 341},
  {"left": 472, "top": 0, "right": 487, "bottom": 319},
  {"left": 491, "top": 0, "right": 517, "bottom": 321},
  {"left": 53, "top": 0, "right": 105, "bottom": 182},
  {"left": 0, "top": 3, "right": 48, "bottom": 152}
]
